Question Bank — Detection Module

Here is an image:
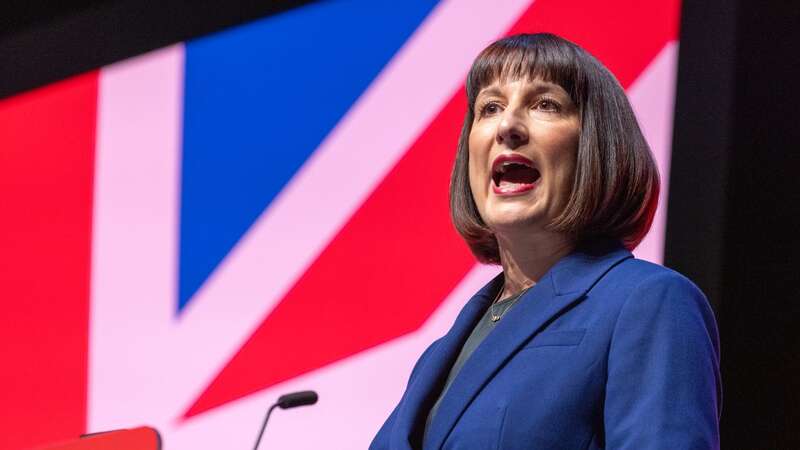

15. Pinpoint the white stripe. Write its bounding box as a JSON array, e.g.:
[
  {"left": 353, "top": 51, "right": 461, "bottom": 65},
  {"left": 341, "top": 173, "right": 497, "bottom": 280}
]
[
  {"left": 168, "top": 263, "right": 499, "bottom": 450},
  {"left": 627, "top": 41, "right": 678, "bottom": 264},
  {"left": 89, "top": 44, "right": 184, "bottom": 427}
]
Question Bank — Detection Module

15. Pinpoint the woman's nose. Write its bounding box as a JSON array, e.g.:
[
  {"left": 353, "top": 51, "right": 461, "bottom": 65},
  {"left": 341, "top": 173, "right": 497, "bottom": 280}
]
[{"left": 496, "top": 112, "right": 529, "bottom": 149}]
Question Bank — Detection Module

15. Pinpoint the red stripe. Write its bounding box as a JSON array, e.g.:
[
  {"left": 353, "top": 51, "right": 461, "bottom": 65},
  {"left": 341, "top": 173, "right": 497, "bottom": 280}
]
[
  {"left": 0, "top": 73, "right": 98, "bottom": 449},
  {"left": 184, "top": 0, "right": 679, "bottom": 418},
  {"left": 508, "top": 0, "right": 681, "bottom": 88}
]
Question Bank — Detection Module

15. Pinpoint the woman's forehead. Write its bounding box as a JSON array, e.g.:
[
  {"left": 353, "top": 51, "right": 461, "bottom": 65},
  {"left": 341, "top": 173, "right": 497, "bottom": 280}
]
[{"left": 475, "top": 76, "right": 568, "bottom": 97}]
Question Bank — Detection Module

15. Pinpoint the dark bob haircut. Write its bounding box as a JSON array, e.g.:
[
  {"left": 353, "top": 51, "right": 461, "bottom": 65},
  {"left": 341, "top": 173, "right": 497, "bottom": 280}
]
[{"left": 450, "top": 33, "right": 660, "bottom": 264}]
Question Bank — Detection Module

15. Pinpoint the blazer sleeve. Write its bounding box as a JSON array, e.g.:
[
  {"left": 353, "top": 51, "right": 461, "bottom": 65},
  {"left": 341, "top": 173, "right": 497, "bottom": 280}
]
[{"left": 604, "top": 271, "right": 722, "bottom": 450}]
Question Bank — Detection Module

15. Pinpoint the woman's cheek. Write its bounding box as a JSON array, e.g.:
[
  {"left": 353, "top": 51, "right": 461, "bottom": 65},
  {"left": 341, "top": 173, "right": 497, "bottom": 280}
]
[{"left": 467, "top": 164, "right": 485, "bottom": 210}]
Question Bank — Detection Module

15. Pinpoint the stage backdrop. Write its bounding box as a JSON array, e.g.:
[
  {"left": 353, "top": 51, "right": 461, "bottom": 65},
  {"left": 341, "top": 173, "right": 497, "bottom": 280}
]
[{"left": 0, "top": 0, "right": 680, "bottom": 448}]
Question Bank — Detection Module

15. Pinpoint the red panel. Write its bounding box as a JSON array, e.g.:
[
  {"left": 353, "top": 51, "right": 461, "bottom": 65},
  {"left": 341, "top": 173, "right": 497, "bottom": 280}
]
[
  {"left": 33, "top": 427, "right": 161, "bottom": 450},
  {"left": 185, "top": 0, "right": 680, "bottom": 418},
  {"left": 0, "top": 73, "right": 98, "bottom": 449}
]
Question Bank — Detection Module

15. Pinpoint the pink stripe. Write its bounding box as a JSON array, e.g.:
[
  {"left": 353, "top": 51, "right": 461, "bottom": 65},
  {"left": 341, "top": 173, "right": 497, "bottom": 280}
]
[
  {"left": 89, "top": 45, "right": 184, "bottom": 429},
  {"left": 166, "top": 264, "right": 499, "bottom": 449},
  {"left": 627, "top": 41, "right": 679, "bottom": 264}
]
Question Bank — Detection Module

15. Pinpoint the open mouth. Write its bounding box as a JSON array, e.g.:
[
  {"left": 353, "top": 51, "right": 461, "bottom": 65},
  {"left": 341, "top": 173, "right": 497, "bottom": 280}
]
[{"left": 491, "top": 154, "right": 541, "bottom": 194}]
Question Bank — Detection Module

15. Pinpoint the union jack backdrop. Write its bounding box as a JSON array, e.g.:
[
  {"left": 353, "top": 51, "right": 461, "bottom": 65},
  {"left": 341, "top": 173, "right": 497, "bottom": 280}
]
[{"left": 0, "top": 0, "right": 680, "bottom": 448}]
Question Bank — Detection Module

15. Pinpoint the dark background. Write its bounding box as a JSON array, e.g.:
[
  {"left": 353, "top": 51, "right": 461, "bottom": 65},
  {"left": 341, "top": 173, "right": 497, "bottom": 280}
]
[
  {"left": 667, "top": 0, "right": 800, "bottom": 447},
  {"left": 2, "top": 0, "right": 798, "bottom": 447}
]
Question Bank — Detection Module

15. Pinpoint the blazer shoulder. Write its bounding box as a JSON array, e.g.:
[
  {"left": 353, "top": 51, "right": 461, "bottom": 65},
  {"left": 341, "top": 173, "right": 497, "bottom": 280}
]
[
  {"left": 605, "top": 257, "right": 704, "bottom": 294},
  {"left": 590, "top": 257, "right": 714, "bottom": 322},
  {"left": 607, "top": 258, "right": 717, "bottom": 335}
]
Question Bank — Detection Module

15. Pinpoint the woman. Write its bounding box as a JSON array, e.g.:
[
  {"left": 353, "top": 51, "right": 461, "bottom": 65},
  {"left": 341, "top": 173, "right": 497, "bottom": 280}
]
[{"left": 370, "top": 33, "right": 721, "bottom": 449}]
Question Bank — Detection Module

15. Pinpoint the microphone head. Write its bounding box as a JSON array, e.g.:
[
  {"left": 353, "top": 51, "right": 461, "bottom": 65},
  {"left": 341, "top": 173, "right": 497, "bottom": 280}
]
[{"left": 277, "top": 390, "right": 318, "bottom": 409}]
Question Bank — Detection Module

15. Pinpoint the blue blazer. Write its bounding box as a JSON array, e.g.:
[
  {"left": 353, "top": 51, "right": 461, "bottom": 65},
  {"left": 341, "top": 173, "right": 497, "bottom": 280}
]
[{"left": 370, "top": 241, "right": 721, "bottom": 450}]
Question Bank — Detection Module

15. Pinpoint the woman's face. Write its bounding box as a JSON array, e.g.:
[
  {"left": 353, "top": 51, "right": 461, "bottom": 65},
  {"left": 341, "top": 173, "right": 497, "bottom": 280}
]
[{"left": 468, "top": 77, "right": 580, "bottom": 235}]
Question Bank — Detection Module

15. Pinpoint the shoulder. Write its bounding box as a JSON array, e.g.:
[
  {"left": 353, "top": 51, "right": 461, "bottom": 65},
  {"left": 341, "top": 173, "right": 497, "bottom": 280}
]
[
  {"left": 599, "top": 257, "right": 708, "bottom": 306},
  {"left": 614, "top": 258, "right": 710, "bottom": 311},
  {"left": 602, "top": 258, "right": 719, "bottom": 353},
  {"left": 587, "top": 257, "right": 717, "bottom": 339},
  {"left": 607, "top": 256, "right": 697, "bottom": 288}
]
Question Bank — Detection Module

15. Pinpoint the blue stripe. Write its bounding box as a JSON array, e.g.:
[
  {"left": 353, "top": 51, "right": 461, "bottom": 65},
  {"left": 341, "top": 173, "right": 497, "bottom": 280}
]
[{"left": 178, "top": 0, "right": 439, "bottom": 312}]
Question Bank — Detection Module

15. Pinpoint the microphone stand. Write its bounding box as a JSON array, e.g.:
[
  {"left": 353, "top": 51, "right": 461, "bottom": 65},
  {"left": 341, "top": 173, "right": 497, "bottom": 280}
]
[
  {"left": 253, "top": 403, "right": 279, "bottom": 450},
  {"left": 252, "top": 390, "right": 318, "bottom": 450}
]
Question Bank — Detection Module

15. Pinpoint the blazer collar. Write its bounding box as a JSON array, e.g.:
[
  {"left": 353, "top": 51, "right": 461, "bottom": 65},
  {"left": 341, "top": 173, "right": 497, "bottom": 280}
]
[{"left": 416, "top": 239, "right": 632, "bottom": 450}]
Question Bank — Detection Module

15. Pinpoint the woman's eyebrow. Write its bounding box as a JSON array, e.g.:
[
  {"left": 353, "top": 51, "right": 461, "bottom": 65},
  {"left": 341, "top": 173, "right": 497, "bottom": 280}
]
[
  {"left": 525, "top": 81, "right": 565, "bottom": 95},
  {"left": 477, "top": 86, "right": 503, "bottom": 99}
]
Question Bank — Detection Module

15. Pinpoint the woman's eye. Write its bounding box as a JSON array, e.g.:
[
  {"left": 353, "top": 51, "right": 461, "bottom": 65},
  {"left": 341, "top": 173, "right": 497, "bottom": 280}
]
[
  {"left": 535, "top": 99, "right": 561, "bottom": 112},
  {"left": 480, "top": 102, "right": 502, "bottom": 116}
]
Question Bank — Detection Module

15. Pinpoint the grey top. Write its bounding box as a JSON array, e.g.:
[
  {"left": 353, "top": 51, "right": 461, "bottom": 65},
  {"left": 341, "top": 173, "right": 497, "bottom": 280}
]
[{"left": 422, "top": 289, "right": 526, "bottom": 444}]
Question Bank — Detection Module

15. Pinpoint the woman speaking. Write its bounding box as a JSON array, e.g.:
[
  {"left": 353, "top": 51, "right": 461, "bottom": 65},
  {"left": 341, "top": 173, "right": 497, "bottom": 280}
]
[{"left": 370, "top": 33, "right": 721, "bottom": 449}]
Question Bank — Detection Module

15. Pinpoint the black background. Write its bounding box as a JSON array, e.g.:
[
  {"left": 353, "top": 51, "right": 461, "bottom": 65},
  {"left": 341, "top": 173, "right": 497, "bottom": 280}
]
[
  {"left": 2, "top": 0, "right": 798, "bottom": 447},
  {"left": 667, "top": 0, "right": 800, "bottom": 447}
]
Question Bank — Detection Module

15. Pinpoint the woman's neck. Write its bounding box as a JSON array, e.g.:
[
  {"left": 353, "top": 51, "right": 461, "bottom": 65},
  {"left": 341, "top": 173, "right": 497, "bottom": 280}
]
[{"left": 495, "top": 230, "right": 574, "bottom": 299}]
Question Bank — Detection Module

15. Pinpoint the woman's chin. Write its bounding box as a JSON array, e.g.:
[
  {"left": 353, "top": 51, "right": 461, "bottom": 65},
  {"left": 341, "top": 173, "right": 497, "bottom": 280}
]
[{"left": 484, "top": 209, "right": 545, "bottom": 233}]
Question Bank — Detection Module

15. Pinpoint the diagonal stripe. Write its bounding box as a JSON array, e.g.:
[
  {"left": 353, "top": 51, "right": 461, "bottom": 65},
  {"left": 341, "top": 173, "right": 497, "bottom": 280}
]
[
  {"left": 185, "top": 0, "right": 682, "bottom": 419},
  {"left": 168, "top": 264, "right": 500, "bottom": 449},
  {"left": 507, "top": 0, "right": 680, "bottom": 87}
]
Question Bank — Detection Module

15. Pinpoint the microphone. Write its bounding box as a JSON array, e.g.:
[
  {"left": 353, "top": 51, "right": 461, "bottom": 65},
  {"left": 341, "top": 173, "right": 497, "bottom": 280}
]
[
  {"left": 276, "top": 390, "right": 318, "bottom": 409},
  {"left": 253, "top": 390, "right": 318, "bottom": 450}
]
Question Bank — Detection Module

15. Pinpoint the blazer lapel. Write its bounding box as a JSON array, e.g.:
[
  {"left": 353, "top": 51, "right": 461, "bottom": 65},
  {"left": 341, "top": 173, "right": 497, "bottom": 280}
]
[
  {"left": 424, "top": 240, "right": 632, "bottom": 450},
  {"left": 389, "top": 274, "right": 503, "bottom": 449}
]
